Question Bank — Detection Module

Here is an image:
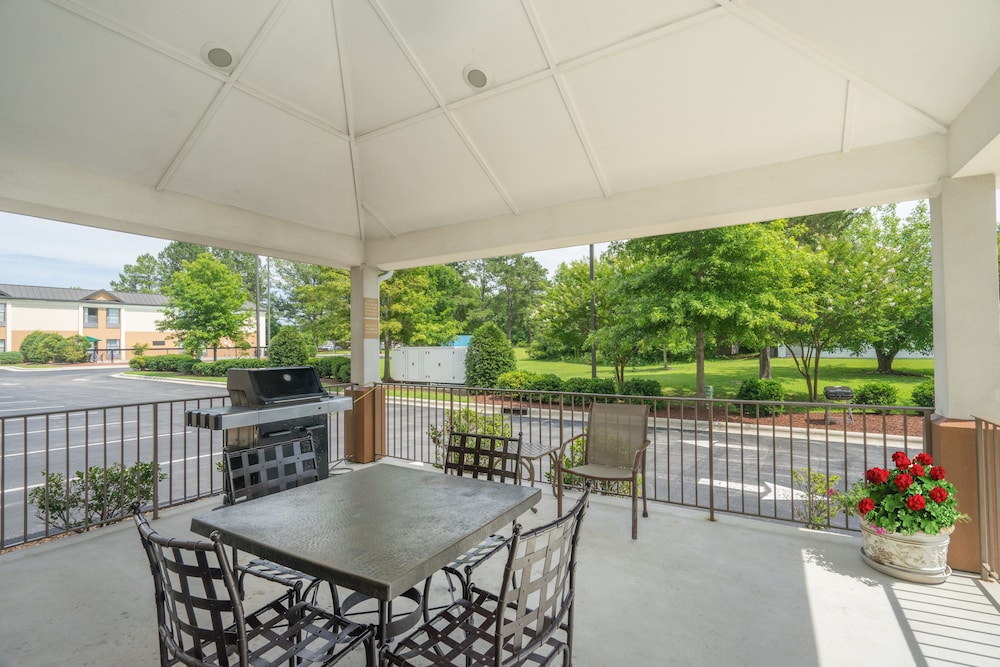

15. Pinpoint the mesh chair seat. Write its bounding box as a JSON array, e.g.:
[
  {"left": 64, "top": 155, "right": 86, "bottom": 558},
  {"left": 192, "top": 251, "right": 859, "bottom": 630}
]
[
  {"left": 132, "top": 504, "right": 373, "bottom": 667},
  {"left": 563, "top": 463, "right": 634, "bottom": 482}
]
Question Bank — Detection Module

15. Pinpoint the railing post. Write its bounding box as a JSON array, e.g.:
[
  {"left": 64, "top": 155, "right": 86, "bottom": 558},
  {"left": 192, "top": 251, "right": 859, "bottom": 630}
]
[
  {"left": 152, "top": 403, "right": 159, "bottom": 520},
  {"left": 708, "top": 418, "right": 716, "bottom": 521}
]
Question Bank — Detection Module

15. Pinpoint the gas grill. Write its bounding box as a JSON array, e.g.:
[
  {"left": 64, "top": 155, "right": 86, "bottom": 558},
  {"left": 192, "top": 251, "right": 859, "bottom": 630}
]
[{"left": 186, "top": 366, "right": 352, "bottom": 480}]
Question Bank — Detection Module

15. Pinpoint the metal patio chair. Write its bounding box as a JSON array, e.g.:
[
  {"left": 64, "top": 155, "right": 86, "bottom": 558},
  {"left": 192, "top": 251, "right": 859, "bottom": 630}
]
[
  {"left": 422, "top": 430, "right": 523, "bottom": 621},
  {"left": 382, "top": 483, "right": 590, "bottom": 667},
  {"left": 556, "top": 402, "right": 650, "bottom": 539},
  {"left": 225, "top": 435, "right": 328, "bottom": 606},
  {"left": 132, "top": 504, "right": 374, "bottom": 667}
]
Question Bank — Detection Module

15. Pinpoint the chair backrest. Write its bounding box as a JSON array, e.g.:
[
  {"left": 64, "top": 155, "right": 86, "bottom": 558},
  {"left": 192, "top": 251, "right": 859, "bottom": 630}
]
[
  {"left": 489, "top": 484, "right": 590, "bottom": 665},
  {"left": 443, "top": 431, "right": 523, "bottom": 484},
  {"left": 133, "top": 504, "right": 249, "bottom": 667},
  {"left": 226, "top": 433, "right": 319, "bottom": 503},
  {"left": 583, "top": 403, "right": 650, "bottom": 469}
]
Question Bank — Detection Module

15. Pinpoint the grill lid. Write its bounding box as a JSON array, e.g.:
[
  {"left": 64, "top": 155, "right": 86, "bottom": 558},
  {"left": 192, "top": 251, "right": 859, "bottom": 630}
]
[
  {"left": 227, "top": 366, "right": 327, "bottom": 407},
  {"left": 823, "top": 386, "right": 854, "bottom": 400}
]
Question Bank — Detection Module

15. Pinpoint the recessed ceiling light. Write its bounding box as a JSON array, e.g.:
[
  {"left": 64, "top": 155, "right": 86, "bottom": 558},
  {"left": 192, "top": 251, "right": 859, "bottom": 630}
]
[
  {"left": 201, "top": 42, "right": 234, "bottom": 70},
  {"left": 463, "top": 65, "right": 488, "bottom": 89}
]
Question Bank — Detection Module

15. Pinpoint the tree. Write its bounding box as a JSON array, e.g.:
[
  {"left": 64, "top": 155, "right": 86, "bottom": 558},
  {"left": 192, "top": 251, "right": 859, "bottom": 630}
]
[
  {"left": 157, "top": 253, "right": 252, "bottom": 359},
  {"left": 272, "top": 261, "right": 351, "bottom": 346},
  {"left": 110, "top": 253, "right": 161, "bottom": 293},
  {"left": 838, "top": 203, "right": 933, "bottom": 372},
  {"left": 113, "top": 242, "right": 261, "bottom": 296},
  {"left": 453, "top": 254, "right": 549, "bottom": 343},
  {"left": 380, "top": 266, "right": 463, "bottom": 381},
  {"left": 614, "top": 221, "right": 798, "bottom": 397},
  {"left": 465, "top": 322, "right": 516, "bottom": 388},
  {"left": 530, "top": 259, "right": 609, "bottom": 360}
]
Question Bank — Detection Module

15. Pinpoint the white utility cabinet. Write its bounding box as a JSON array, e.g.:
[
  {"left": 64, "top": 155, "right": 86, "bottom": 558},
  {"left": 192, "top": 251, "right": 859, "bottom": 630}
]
[{"left": 392, "top": 346, "right": 467, "bottom": 384}]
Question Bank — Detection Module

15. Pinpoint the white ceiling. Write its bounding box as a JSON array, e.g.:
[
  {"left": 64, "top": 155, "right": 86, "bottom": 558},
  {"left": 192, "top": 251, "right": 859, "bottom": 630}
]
[{"left": 1, "top": 0, "right": 999, "bottom": 270}]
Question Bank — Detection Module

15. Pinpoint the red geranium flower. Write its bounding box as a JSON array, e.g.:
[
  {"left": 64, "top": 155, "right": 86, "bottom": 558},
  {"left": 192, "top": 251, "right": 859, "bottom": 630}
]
[
  {"left": 910, "top": 463, "right": 925, "bottom": 477},
  {"left": 914, "top": 452, "right": 933, "bottom": 466},
  {"left": 929, "top": 486, "right": 948, "bottom": 503},
  {"left": 891, "top": 451, "right": 911, "bottom": 469},
  {"left": 894, "top": 473, "right": 914, "bottom": 492},
  {"left": 866, "top": 467, "right": 890, "bottom": 485},
  {"left": 857, "top": 498, "right": 875, "bottom": 514},
  {"left": 929, "top": 466, "right": 946, "bottom": 481},
  {"left": 906, "top": 495, "right": 926, "bottom": 511}
]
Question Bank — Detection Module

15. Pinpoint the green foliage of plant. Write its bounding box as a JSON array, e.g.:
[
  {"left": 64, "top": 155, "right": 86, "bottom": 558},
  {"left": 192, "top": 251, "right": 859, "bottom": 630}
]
[
  {"left": 427, "top": 408, "right": 512, "bottom": 467},
  {"left": 267, "top": 327, "right": 312, "bottom": 367},
  {"left": 143, "top": 354, "right": 196, "bottom": 372},
  {"left": 310, "top": 356, "right": 351, "bottom": 382},
  {"left": 191, "top": 358, "right": 269, "bottom": 376},
  {"left": 465, "top": 322, "right": 516, "bottom": 389},
  {"left": 132, "top": 342, "right": 150, "bottom": 356},
  {"left": 838, "top": 451, "right": 968, "bottom": 535},
  {"left": 618, "top": 378, "right": 663, "bottom": 408},
  {"left": 735, "top": 378, "right": 786, "bottom": 416},
  {"left": 20, "top": 331, "right": 59, "bottom": 363},
  {"left": 129, "top": 355, "right": 149, "bottom": 370},
  {"left": 561, "top": 377, "right": 618, "bottom": 405},
  {"left": 0, "top": 351, "right": 25, "bottom": 364},
  {"left": 496, "top": 370, "right": 532, "bottom": 397},
  {"left": 854, "top": 381, "right": 899, "bottom": 407},
  {"left": 28, "top": 461, "right": 166, "bottom": 532},
  {"left": 910, "top": 379, "right": 935, "bottom": 408},
  {"left": 791, "top": 468, "right": 840, "bottom": 529}
]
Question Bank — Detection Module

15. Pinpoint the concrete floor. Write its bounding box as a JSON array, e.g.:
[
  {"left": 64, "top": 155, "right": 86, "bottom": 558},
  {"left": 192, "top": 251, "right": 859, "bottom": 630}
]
[{"left": 1, "top": 461, "right": 998, "bottom": 667}]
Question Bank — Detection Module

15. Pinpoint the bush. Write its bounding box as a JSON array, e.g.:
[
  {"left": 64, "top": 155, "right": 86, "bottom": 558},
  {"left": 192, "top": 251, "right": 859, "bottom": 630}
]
[
  {"left": 267, "top": 328, "right": 312, "bottom": 367},
  {"left": 20, "top": 331, "right": 66, "bottom": 363},
  {"left": 910, "top": 379, "right": 935, "bottom": 408},
  {"left": 464, "top": 322, "right": 516, "bottom": 389},
  {"left": 0, "top": 351, "right": 24, "bottom": 364},
  {"left": 854, "top": 381, "right": 899, "bottom": 407},
  {"left": 145, "top": 354, "right": 195, "bottom": 372},
  {"left": 191, "top": 358, "right": 269, "bottom": 376},
  {"left": 496, "top": 370, "right": 532, "bottom": 400},
  {"left": 28, "top": 461, "right": 166, "bottom": 532},
  {"left": 735, "top": 378, "right": 786, "bottom": 416},
  {"left": 309, "top": 356, "right": 351, "bottom": 382},
  {"left": 562, "top": 378, "right": 595, "bottom": 405},
  {"left": 426, "top": 408, "right": 512, "bottom": 467},
  {"left": 129, "top": 355, "right": 149, "bottom": 370},
  {"left": 525, "top": 373, "right": 564, "bottom": 403},
  {"left": 55, "top": 335, "right": 90, "bottom": 363}
]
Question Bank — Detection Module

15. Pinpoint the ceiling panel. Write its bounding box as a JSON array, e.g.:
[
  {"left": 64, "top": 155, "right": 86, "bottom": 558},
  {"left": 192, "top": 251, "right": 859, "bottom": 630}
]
[
  {"left": 238, "top": 0, "right": 348, "bottom": 132},
  {"left": 0, "top": 1, "right": 220, "bottom": 183},
  {"left": 452, "top": 78, "right": 603, "bottom": 211},
  {"left": 749, "top": 0, "right": 1000, "bottom": 124},
  {"left": 532, "top": 0, "right": 718, "bottom": 63},
  {"left": 336, "top": 0, "right": 439, "bottom": 135},
  {"left": 565, "top": 12, "right": 846, "bottom": 193},
  {"left": 167, "top": 90, "right": 357, "bottom": 232},
  {"left": 358, "top": 115, "right": 510, "bottom": 235},
  {"left": 379, "top": 0, "right": 547, "bottom": 104}
]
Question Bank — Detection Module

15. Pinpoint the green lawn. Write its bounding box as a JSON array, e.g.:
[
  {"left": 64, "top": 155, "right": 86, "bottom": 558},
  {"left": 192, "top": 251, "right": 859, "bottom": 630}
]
[{"left": 515, "top": 348, "right": 933, "bottom": 403}]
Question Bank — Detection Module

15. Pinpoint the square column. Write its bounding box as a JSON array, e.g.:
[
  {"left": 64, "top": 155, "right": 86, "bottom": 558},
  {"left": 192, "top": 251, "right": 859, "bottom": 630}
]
[
  {"left": 349, "top": 265, "right": 381, "bottom": 386},
  {"left": 930, "top": 175, "right": 1000, "bottom": 420}
]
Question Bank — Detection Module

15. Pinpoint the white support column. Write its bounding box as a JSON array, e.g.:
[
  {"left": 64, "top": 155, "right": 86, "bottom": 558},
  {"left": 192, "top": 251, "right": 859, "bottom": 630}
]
[
  {"left": 929, "top": 175, "right": 1000, "bottom": 419},
  {"left": 349, "top": 265, "right": 381, "bottom": 385}
]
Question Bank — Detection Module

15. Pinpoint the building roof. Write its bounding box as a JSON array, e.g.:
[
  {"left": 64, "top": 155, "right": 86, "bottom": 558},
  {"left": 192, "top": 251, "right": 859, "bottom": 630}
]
[{"left": 0, "top": 284, "right": 167, "bottom": 306}]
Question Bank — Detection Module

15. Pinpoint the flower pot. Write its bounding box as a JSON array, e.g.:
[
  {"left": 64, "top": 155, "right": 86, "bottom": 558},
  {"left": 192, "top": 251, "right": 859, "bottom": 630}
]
[{"left": 859, "top": 521, "right": 954, "bottom": 584}]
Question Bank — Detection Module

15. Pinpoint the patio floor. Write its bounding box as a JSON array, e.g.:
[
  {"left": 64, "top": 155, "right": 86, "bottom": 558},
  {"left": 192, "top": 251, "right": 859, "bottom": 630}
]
[{"left": 1, "top": 460, "right": 998, "bottom": 667}]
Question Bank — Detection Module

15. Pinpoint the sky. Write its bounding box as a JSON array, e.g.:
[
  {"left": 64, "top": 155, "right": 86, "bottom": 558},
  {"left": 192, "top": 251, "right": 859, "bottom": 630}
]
[{"left": 0, "top": 210, "right": 605, "bottom": 290}]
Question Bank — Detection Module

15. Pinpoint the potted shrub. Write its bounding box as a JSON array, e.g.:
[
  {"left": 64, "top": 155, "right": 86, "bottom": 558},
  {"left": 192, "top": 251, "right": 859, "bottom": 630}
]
[{"left": 839, "top": 451, "right": 968, "bottom": 583}]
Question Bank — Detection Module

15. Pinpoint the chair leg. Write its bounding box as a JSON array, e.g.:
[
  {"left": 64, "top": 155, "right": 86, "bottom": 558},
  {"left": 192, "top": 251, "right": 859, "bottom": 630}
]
[
  {"left": 631, "top": 483, "right": 638, "bottom": 540},
  {"left": 641, "top": 456, "right": 649, "bottom": 519}
]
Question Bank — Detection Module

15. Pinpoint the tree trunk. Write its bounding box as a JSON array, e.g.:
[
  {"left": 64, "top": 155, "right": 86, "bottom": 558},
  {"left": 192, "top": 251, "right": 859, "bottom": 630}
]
[
  {"left": 663, "top": 344, "right": 670, "bottom": 370},
  {"left": 695, "top": 330, "right": 706, "bottom": 397},
  {"left": 875, "top": 348, "right": 897, "bottom": 373},
  {"left": 381, "top": 335, "right": 394, "bottom": 382},
  {"left": 758, "top": 347, "right": 771, "bottom": 379}
]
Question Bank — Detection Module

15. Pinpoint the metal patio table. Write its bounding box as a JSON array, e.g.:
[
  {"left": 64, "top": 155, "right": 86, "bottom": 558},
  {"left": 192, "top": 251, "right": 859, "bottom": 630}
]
[{"left": 190, "top": 462, "right": 540, "bottom": 649}]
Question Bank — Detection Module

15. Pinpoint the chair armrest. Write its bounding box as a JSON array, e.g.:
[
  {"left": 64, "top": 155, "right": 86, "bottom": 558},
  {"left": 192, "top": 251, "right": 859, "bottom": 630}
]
[
  {"left": 631, "top": 439, "right": 651, "bottom": 472},
  {"left": 556, "top": 433, "right": 583, "bottom": 464}
]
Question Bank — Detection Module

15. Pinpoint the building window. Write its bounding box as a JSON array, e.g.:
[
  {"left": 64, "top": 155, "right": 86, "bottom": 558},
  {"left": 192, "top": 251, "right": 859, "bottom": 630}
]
[
  {"left": 106, "top": 308, "right": 120, "bottom": 327},
  {"left": 0, "top": 340, "right": 5, "bottom": 353},
  {"left": 152, "top": 340, "right": 166, "bottom": 346},
  {"left": 107, "top": 339, "right": 120, "bottom": 361},
  {"left": 84, "top": 307, "right": 99, "bottom": 328},
  {"left": 0, "top": 303, "right": 5, "bottom": 326}
]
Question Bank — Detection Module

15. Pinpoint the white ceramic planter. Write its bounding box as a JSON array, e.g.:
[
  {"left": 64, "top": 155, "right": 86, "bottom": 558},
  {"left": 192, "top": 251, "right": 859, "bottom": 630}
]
[{"left": 859, "top": 521, "right": 954, "bottom": 584}]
